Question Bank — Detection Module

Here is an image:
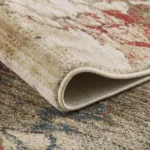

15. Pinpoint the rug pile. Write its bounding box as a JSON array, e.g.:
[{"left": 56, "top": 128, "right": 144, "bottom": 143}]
[
  {"left": 0, "top": 62, "right": 150, "bottom": 149},
  {"left": 0, "top": 0, "right": 150, "bottom": 149},
  {"left": 0, "top": 1, "right": 150, "bottom": 111}
]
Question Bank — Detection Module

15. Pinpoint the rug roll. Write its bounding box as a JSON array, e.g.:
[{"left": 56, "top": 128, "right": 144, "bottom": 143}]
[{"left": 0, "top": 0, "right": 150, "bottom": 111}]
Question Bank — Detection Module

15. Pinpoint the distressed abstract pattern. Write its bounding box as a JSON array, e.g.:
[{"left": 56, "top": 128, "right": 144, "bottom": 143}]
[
  {"left": 1, "top": 0, "right": 150, "bottom": 71},
  {"left": 0, "top": 0, "right": 150, "bottom": 110},
  {"left": 0, "top": 63, "right": 150, "bottom": 149},
  {"left": 0, "top": 0, "right": 150, "bottom": 148}
]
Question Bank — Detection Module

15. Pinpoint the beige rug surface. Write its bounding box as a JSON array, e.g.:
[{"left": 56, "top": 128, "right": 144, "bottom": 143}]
[
  {"left": 0, "top": 62, "right": 150, "bottom": 149},
  {"left": 0, "top": 0, "right": 150, "bottom": 111}
]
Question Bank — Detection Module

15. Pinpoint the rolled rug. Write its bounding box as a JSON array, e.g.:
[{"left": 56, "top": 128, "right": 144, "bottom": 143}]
[{"left": 0, "top": 0, "right": 150, "bottom": 111}]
